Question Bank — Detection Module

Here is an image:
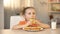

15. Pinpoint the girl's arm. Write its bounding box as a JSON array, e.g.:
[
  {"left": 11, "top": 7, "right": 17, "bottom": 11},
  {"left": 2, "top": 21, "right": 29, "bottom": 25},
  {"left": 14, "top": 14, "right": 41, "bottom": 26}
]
[
  {"left": 12, "top": 21, "right": 31, "bottom": 30},
  {"left": 12, "top": 24, "right": 22, "bottom": 30},
  {"left": 36, "top": 20, "right": 50, "bottom": 29}
]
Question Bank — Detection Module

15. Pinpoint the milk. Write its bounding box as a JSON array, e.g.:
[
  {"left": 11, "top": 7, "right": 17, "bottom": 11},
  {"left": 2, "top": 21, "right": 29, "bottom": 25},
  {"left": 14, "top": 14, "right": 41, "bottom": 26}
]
[{"left": 51, "top": 19, "right": 57, "bottom": 29}]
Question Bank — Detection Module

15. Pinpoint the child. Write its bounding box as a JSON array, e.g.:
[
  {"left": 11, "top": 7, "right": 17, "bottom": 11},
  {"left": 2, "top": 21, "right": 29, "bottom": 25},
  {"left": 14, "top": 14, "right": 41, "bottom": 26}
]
[{"left": 12, "top": 7, "right": 50, "bottom": 30}]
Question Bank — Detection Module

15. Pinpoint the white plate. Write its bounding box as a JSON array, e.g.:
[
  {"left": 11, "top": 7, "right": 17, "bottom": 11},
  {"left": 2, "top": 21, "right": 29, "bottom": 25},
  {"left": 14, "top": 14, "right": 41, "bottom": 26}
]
[{"left": 23, "top": 27, "right": 43, "bottom": 32}]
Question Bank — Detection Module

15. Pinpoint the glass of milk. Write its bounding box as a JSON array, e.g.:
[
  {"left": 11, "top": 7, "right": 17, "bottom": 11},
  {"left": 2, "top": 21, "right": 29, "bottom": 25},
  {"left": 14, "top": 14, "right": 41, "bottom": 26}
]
[{"left": 51, "top": 19, "right": 57, "bottom": 29}]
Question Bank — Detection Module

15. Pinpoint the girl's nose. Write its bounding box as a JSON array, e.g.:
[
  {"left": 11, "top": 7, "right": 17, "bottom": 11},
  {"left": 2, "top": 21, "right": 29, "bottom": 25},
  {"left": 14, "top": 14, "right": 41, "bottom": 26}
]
[{"left": 31, "top": 15, "right": 35, "bottom": 18}]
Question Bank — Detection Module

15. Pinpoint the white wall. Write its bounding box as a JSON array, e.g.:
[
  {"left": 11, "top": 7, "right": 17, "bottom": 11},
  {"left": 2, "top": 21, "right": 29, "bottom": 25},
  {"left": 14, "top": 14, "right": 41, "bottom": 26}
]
[
  {"left": 34, "top": 0, "right": 50, "bottom": 24},
  {"left": 0, "top": 0, "right": 4, "bottom": 29}
]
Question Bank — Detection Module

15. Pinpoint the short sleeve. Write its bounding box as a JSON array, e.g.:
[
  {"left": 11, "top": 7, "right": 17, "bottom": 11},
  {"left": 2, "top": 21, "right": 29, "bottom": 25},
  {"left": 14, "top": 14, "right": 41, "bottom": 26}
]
[{"left": 19, "top": 21, "right": 27, "bottom": 25}]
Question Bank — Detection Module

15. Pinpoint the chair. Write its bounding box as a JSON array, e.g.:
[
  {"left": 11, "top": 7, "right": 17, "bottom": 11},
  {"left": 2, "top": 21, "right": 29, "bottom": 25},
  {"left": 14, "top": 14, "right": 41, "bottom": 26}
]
[{"left": 10, "top": 16, "right": 25, "bottom": 29}]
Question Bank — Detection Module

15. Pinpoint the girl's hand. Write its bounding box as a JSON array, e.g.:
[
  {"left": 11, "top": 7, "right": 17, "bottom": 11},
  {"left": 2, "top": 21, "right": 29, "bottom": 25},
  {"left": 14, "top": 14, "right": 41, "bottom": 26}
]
[{"left": 35, "top": 20, "right": 50, "bottom": 29}]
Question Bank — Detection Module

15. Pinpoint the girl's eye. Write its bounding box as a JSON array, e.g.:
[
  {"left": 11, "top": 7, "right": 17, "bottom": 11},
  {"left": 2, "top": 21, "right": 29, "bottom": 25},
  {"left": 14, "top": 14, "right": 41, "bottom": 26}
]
[
  {"left": 28, "top": 13, "right": 31, "bottom": 15},
  {"left": 28, "top": 12, "right": 35, "bottom": 15},
  {"left": 33, "top": 12, "right": 35, "bottom": 15}
]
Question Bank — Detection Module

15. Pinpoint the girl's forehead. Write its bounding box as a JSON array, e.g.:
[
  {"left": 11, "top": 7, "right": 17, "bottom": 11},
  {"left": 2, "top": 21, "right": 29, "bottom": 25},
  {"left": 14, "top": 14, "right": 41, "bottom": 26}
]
[{"left": 25, "top": 8, "right": 35, "bottom": 12}]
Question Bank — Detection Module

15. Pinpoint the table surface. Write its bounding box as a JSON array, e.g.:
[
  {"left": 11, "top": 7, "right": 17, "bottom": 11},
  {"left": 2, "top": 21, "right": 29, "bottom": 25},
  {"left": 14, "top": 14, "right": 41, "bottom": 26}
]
[{"left": 0, "top": 28, "right": 60, "bottom": 34}]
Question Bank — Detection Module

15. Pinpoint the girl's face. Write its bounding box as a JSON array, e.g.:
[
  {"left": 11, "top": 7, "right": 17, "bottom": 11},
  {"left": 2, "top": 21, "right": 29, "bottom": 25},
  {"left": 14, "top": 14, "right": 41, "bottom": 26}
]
[{"left": 24, "top": 8, "right": 36, "bottom": 21}]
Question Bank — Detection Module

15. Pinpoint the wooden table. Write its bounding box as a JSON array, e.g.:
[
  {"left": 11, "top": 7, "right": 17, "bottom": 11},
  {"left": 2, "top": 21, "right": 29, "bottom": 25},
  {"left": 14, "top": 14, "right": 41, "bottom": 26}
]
[{"left": 0, "top": 28, "right": 60, "bottom": 34}]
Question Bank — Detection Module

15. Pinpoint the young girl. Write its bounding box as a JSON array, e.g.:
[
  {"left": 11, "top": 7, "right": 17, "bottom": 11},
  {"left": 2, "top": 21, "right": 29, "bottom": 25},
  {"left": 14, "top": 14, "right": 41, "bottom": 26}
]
[{"left": 12, "top": 7, "right": 50, "bottom": 30}]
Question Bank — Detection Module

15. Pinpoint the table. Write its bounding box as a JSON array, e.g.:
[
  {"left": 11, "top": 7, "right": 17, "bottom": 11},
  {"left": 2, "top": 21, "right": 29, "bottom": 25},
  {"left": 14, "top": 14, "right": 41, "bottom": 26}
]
[{"left": 0, "top": 28, "right": 60, "bottom": 34}]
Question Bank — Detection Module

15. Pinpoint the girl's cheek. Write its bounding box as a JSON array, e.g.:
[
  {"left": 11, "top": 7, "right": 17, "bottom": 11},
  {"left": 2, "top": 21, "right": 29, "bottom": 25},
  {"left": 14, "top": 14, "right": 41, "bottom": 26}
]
[{"left": 26, "top": 15, "right": 31, "bottom": 19}]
